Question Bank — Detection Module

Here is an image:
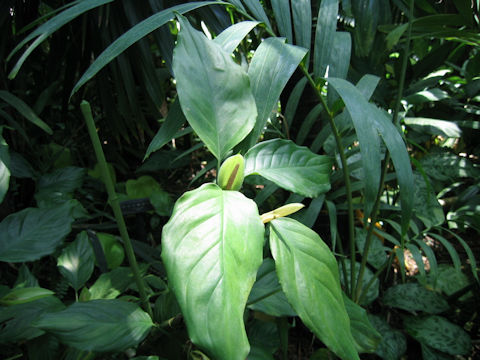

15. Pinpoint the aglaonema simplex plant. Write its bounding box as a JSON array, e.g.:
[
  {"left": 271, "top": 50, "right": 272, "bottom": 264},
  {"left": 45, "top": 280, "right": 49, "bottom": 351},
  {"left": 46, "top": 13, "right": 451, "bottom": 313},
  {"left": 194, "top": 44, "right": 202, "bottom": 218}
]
[{"left": 159, "top": 15, "right": 364, "bottom": 360}]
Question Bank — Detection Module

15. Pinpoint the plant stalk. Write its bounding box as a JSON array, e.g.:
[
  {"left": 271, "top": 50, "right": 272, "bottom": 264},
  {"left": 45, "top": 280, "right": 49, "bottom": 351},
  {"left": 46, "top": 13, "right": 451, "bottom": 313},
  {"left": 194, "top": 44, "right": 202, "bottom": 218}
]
[
  {"left": 80, "top": 100, "right": 153, "bottom": 318},
  {"left": 354, "top": 0, "right": 414, "bottom": 302},
  {"left": 300, "top": 66, "right": 356, "bottom": 297}
]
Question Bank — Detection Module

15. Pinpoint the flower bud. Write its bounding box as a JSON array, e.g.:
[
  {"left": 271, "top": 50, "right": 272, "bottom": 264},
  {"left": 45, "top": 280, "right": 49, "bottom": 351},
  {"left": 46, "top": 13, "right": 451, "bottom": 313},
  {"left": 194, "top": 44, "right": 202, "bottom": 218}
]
[
  {"left": 217, "top": 154, "right": 245, "bottom": 191},
  {"left": 261, "top": 203, "right": 305, "bottom": 223}
]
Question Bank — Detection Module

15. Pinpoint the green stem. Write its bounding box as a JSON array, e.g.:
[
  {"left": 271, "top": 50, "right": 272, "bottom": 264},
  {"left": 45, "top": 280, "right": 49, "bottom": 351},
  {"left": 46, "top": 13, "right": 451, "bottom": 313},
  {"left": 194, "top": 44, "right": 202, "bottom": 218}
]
[
  {"left": 354, "top": 0, "right": 414, "bottom": 302},
  {"left": 80, "top": 100, "right": 153, "bottom": 318},
  {"left": 300, "top": 66, "right": 356, "bottom": 297}
]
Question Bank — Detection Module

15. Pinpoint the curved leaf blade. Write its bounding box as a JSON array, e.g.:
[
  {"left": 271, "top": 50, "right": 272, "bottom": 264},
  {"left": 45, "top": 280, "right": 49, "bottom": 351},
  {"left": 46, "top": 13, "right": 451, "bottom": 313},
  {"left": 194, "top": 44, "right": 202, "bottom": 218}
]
[
  {"left": 161, "top": 183, "right": 264, "bottom": 360},
  {"left": 0, "top": 90, "right": 52, "bottom": 134},
  {"left": 57, "top": 231, "right": 95, "bottom": 291},
  {"left": 327, "top": 78, "right": 381, "bottom": 218},
  {"left": 173, "top": 15, "right": 257, "bottom": 161},
  {"left": 0, "top": 202, "right": 75, "bottom": 262},
  {"left": 243, "top": 38, "right": 307, "bottom": 148},
  {"left": 71, "top": 2, "right": 223, "bottom": 97},
  {"left": 34, "top": 299, "right": 152, "bottom": 352},
  {"left": 244, "top": 139, "right": 332, "bottom": 198},
  {"left": 0, "top": 287, "right": 54, "bottom": 306},
  {"left": 269, "top": 217, "right": 359, "bottom": 360},
  {"left": 213, "top": 21, "right": 259, "bottom": 54}
]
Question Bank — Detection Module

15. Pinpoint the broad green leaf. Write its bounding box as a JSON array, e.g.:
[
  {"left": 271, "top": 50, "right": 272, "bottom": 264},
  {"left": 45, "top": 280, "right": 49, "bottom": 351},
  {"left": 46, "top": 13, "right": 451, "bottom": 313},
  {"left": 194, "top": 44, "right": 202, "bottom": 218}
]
[
  {"left": 242, "top": 0, "right": 272, "bottom": 31},
  {"left": 243, "top": 37, "right": 307, "bottom": 149},
  {"left": 247, "top": 258, "right": 296, "bottom": 317},
  {"left": 383, "top": 283, "right": 449, "bottom": 314},
  {"left": 368, "top": 105, "right": 414, "bottom": 235},
  {"left": 173, "top": 15, "right": 256, "bottom": 161},
  {"left": 0, "top": 287, "right": 54, "bottom": 306},
  {"left": 247, "top": 319, "right": 279, "bottom": 359},
  {"left": 126, "top": 175, "right": 163, "bottom": 199},
  {"left": 269, "top": 217, "right": 359, "bottom": 360},
  {"left": 213, "top": 21, "right": 259, "bottom": 54},
  {"left": 368, "top": 315, "right": 407, "bottom": 360},
  {"left": 161, "top": 183, "right": 264, "bottom": 360},
  {"left": 0, "top": 297, "right": 65, "bottom": 343},
  {"left": 0, "top": 130, "right": 10, "bottom": 203},
  {"left": 34, "top": 299, "right": 153, "bottom": 352},
  {"left": 403, "top": 315, "right": 471, "bottom": 355},
  {"left": 413, "top": 172, "right": 444, "bottom": 229},
  {"left": 244, "top": 139, "right": 332, "bottom": 198},
  {"left": 144, "top": 98, "right": 186, "bottom": 160},
  {"left": 271, "top": 0, "right": 293, "bottom": 44},
  {"left": 35, "top": 166, "right": 85, "bottom": 205},
  {"left": 0, "top": 202, "right": 75, "bottom": 262},
  {"left": 339, "top": 260, "right": 379, "bottom": 305},
  {"left": 71, "top": 2, "right": 222, "bottom": 96},
  {"left": 96, "top": 233, "right": 125, "bottom": 270},
  {"left": 57, "top": 231, "right": 94, "bottom": 291},
  {"left": 327, "top": 78, "right": 381, "bottom": 218},
  {"left": 404, "top": 117, "right": 462, "bottom": 138},
  {"left": 89, "top": 267, "right": 135, "bottom": 300},
  {"left": 343, "top": 295, "right": 382, "bottom": 353},
  {"left": 313, "top": 0, "right": 339, "bottom": 79},
  {"left": 292, "top": 0, "right": 312, "bottom": 61},
  {"left": 0, "top": 90, "right": 52, "bottom": 134}
]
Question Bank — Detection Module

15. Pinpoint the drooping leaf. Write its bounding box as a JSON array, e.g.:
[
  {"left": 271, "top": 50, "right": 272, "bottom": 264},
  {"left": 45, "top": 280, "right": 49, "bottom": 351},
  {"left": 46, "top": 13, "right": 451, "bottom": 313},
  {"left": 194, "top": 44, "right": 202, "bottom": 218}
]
[
  {"left": 213, "top": 21, "right": 259, "bottom": 54},
  {"left": 71, "top": 2, "right": 223, "bottom": 96},
  {"left": 0, "top": 202, "right": 75, "bottom": 262},
  {"left": 173, "top": 15, "right": 257, "bottom": 162},
  {"left": 0, "top": 90, "right": 52, "bottom": 134},
  {"left": 383, "top": 283, "right": 449, "bottom": 314},
  {"left": 0, "top": 287, "right": 54, "bottom": 306},
  {"left": 327, "top": 78, "right": 381, "bottom": 218},
  {"left": 0, "top": 130, "right": 10, "bottom": 203},
  {"left": 57, "top": 231, "right": 94, "bottom": 291},
  {"left": 247, "top": 258, "right": 296, "bottom": 317},
  {"left": 34, "top": 299, "right": 153, "bottom": 352},
  {"left": 343, "top": 295, "right": 382, "bottom": 353},
  {"left": 161, "top": 183, "right": 264, "bottom": 360},
  {"left": 7, "top": 0, "right": 114, "bottom": 80},
  {"left": 242, "top": 38, "right": 307, "bottom": 149},
  {"left": 269, "top": 217, "right": 359, "bottom": 360},
  {"left": 0, "top": 297, "right": 65, "bottom": 344},
  {"left": 313, "top": 0, "right": 339, "bottom": 79},
  {"left": 368, "top": 315, "right": 407, "bottom": 360},
  {"left": 244, "top": 139, "right": 332, "bottom": 198},
  {"left": 403, "top": 315, "right": 471, "bottom": 355}
]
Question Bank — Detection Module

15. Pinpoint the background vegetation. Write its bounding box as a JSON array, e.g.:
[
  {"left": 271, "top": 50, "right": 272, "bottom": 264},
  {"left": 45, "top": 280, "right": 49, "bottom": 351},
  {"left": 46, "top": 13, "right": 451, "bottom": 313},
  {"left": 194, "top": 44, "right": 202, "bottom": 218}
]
[{"left": 0, "top": 0, "right": 479, "bottom": 359}]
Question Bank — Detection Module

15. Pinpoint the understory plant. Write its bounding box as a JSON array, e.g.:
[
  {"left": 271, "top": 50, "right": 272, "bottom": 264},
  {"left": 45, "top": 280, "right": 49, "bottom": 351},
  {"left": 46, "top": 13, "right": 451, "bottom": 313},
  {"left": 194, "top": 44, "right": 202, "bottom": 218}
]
[{"left": 1, "top": 0, "right": 479, "bottom": 359}]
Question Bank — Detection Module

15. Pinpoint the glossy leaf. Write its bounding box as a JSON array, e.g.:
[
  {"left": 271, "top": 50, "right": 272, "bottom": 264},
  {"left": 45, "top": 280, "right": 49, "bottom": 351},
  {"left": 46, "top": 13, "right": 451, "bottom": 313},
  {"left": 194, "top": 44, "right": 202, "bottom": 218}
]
[
  {"left": 89, "top": 267, "right": 136, "bottom": 300},
  {"left": 213, "top": 21, "right": 259, "bottom": 54},
  {"left": 71, "top": 2, "right": 222, "bottom": 96},
  {"left": 244, "top": 139, "right": 332, "bottom": 198},
  {"left": 269, "top": 217, "right": 359, "bottom": 360},
  {"left": 368, "top": 104, "right": 414, "bottom": 235},
  {"left": 57, "top": 231, "right": 94, "bottom": 291},
  {"left": 271, "top": 0, "right": 293, "bottom": 44},
  {"left": 0, "top": 202, "right": 75, "bottom": 262},
  {"left": 313, "top": 0, "right": 339, "bottom": 78},
  {"left": 0, "top": 130, "right": 10, "bottom": 204},
  {"left": 243, "top": 37, "right": 307, "bottom": 148},
  {"left": 247, "top": 259, "right": 296, "bottom": 317},
  {"left": 173, "top": 15, "right": 256, "bottom": 161},
  {"left": 0, "top": 90, "right": 52, "bottom": 134},
  {"left": 383, "top": 283, "right": 449, "bottom": 314},
  {"left": 327, "top": 78, "right": 381, "bottom": 218},
  {"left": 0, "top": 287, "right": 54, "bottom": 306},
  {"left": 343, "top": 295, "right": 382, "bottom": 353},
  {"left": 403, "top": 315, "right": 471, "bottom": 355},
  {"left": 0, "top": 297, "right": 65, "bottom": 343},
  {"left": 161, "top": 183, "right": 264, "bottom": 360},
  {"left": 368, "top": 314, "right": 407, "bottom": 360},
  {"left": 34, "top": 299, "right": 153, "bottom": 352}
]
